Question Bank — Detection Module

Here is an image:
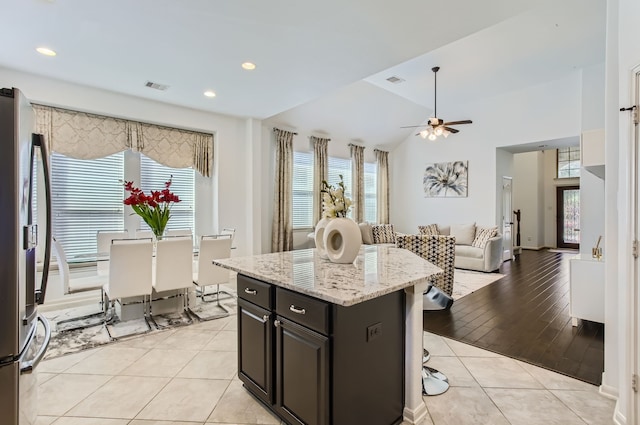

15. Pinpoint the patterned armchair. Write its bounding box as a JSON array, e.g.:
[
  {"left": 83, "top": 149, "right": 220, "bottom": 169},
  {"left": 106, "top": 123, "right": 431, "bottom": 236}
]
[{"left": 395, "top": 234, "right": 456, "bottom": 296}]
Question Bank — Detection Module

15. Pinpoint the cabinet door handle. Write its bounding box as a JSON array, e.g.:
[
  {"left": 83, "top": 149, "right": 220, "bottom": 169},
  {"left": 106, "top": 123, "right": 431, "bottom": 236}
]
[
  {"left": 289, "top": 305, "right": 306, "bottom": 315},
  {"left": 274, "top": 319, "right": 281, "bottom": 327},
  {"left": 244, "top": 288, "right": 257, "bottom": 295},
  {"left": 262, "top": 314, "right": 269, "bottom": 322}
]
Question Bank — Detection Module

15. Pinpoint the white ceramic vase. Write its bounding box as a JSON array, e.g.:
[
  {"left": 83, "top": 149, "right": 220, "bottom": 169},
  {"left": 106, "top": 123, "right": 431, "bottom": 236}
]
[
  {"left": 324, "top": 217, "right": 362, "bottom": 264},
  {"left": 314, "top": 217, "right": 331, "bottom": 259}
]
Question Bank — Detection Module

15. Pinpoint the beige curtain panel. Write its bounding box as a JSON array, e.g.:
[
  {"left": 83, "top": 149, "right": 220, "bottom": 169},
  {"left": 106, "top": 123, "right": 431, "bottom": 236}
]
[
  {"left": 272, "top": 128, "right": 295, "bottom": 252},
  {"left": 375, "top": 149, "right": 390, "bottom": 224},
  {"left": 311, "top": 136, "right": 330, "bottom": 226},
  {"left": 350, "top": 144, "right": 365, "bottom": 223},
  {"left": 33, "top": 104, "right": 213, "bottom": 176}
]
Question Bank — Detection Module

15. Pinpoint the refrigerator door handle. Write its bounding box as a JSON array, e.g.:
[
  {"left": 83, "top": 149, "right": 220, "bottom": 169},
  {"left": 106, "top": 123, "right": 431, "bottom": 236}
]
[
  {"left": 20, "top": 315, "right": 51, "bottom": 375},
  {"left": 33, "top": 133, "right": 51, "bottom": 305}
]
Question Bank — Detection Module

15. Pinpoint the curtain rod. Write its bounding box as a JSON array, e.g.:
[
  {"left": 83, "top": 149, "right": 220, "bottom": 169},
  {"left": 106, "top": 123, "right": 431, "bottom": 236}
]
[
  {"left": 273, "top": 127, "right": 298, "bottom": 135},
  {"left": 308, "top": 136, "right": 331, "bottom": 141}
]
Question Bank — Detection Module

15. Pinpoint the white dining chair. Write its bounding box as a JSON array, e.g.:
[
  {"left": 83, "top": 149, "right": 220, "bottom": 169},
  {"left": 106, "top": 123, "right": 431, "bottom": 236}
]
[
  {"left": 51, "top": 236, "right": 108, "bottom": 330},
  {"left": 220, "top": 228, "right": 236, "bottom": 242},
  {"left": 151, "top": 235, "right": 194, "bottom": 327},
  {"left": 166, "top": 228, "right": 193, "bottom": 238},
  {"left": 135, "top": 229, "right": 154, "bottom": 239},
  {"left": 192, "top": 234, "right": 233, "bottom": 320},
  {"left": 103, "top": 238, "right": 153, "bottom": 339},
  {"left": 96, "top": 230, "right": 129, "bottom": 275}
]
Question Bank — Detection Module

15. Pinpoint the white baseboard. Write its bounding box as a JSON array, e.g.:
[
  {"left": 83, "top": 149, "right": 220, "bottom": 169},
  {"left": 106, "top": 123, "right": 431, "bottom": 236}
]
[
  {"left": 613, "top": 400, "right": 626, "bottom": 425},
  {"left": 599, "top": 372, "right": 620, "bottom": 400},
  {"left": 39, "top": 291, "right": 101, "bottom": 312}
]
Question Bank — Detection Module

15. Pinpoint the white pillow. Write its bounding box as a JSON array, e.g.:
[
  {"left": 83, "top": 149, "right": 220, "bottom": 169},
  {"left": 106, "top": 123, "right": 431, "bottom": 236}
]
[
  {"left": 450, "top": 223, "right": 476, "bottom": 245},
  {"left": 359, "top": 222, "right": 374, "bottom": 245}
]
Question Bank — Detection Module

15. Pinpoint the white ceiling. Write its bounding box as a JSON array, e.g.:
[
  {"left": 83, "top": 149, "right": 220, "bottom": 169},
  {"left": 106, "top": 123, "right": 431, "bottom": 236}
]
[{"left": 0, "top": 0, "right": 605, "bottom": 148}]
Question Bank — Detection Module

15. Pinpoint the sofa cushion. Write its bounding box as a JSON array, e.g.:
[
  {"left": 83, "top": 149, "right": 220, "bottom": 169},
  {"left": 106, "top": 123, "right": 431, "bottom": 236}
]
[
  {"left": 359, "top": 222, "right": 374, "bottom": 244},
  {"left": 418, "top": 224, "right": 439, "bottom": 236},
  {"left": 372, "top": 224, "right": 396, "bottom": 244},
  {"left": 455, "top": 244, "right": 484, "bottom": 259},
  {"left": 450, "top": 223, "right": 476, "bottom": 245},
  {"left": 437, "top": 224, "right": 450, "bottom": 236},
  {"left": 472, "top": 226, "right": 499, "bottom": 248}
]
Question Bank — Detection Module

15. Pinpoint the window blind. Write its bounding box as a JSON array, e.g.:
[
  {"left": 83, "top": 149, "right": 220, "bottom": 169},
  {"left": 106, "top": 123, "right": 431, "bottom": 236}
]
[
  {"left": 364, "top": 162, "right": 377, "bottom": 223},
  {"left": 293, "top": 151, "right": 314, "bottom": 228},
  {"left": 51, "top": 151, "right": 125, "bottom": 257},
  {"left": 139, "top": 154, "right": 195, "bottom": 233}
]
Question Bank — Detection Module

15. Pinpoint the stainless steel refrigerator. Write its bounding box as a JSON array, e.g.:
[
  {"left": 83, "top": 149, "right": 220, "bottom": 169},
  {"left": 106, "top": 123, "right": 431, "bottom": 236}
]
[{"left": 0, "top": 88, "right": 52, "bottom": 425}]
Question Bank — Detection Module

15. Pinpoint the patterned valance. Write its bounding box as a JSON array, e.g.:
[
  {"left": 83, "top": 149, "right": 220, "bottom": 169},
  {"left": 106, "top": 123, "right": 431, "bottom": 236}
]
[{"left": 33, "top": 104, "right": 213, "bottom": 176}]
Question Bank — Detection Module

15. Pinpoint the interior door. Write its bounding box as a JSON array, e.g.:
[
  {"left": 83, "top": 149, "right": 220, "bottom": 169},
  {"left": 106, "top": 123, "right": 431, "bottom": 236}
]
[
  {"left": 502, "top": 177, "right": 513, "bottom": 262},
  {"left": 556, "top": 186, "right": 580, "bottom": 249},
  {"left": 633, "top": 68, "right": 639, "bottom": 425}
]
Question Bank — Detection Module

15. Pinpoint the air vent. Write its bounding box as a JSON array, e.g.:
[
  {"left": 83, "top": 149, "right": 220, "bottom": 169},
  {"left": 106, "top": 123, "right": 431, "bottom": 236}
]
[
  {"left": 386, "top": 76, "right": 405, "bottom": 84},
  {"left": 145, "top": 81, "right": 169, "bottom": 91}
]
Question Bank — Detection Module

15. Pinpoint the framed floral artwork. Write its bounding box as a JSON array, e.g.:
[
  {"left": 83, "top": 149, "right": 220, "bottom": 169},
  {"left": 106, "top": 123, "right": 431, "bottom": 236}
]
[{"left": 423, "top": 161, "right": 468, "bottom": 197}]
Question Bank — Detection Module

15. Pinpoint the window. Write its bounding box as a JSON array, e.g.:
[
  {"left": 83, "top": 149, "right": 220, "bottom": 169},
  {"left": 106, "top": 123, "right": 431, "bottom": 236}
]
[
  {"left": 557, "top": 147, "right": 580, "bottom": 178},
  {"left": 51, "top": 152, "right": 125, "bottom": 257},
  {"left": 49, "top": 151, "right": 197, "bottom": 258},
  {"left": 139, "top": 154, "right": 195, "bottom": 232},
  {"left": 364, "top": 162, "right": 377, "bottom": 223},
  {"left": 291, "top": 152, "right": 378, "bottom": 228},
  {"left": 292, "top": 151, "right": 314, "bottom": 228}
]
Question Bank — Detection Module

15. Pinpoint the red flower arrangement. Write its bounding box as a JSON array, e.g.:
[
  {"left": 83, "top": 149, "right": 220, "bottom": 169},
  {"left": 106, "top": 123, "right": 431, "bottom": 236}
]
[{"left": 123, "top": 178, "right": 181, "bottom": 239}]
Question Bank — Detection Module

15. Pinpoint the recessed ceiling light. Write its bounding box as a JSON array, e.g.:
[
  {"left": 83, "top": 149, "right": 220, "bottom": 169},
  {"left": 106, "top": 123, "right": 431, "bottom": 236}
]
[
  {"left": 204, "top": 90, "right": 216, "bottom": 98},
  {"left": 36, "top": 47, "right": 56, "bottom": 56},
  {"left": 241, "top": 62, "right": 256, "bottom": 70}
]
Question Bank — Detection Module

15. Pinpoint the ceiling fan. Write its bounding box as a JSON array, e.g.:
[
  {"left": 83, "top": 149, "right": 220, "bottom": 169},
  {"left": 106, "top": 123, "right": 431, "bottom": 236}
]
[{"left": 401, "top": 66, "right": 472, "bottom": 140}]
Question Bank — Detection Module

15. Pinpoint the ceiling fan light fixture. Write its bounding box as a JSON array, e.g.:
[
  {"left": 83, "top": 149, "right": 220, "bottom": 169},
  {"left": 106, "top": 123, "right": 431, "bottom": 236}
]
[
  {"left": 434, "top": 126, "right": 444, "bottom": 136},
  {"left": 428, "top": 133, "right": 437, "bottom": 141},
  {"left": 419, "top": 129, "right": 429, "bottom": 139}
]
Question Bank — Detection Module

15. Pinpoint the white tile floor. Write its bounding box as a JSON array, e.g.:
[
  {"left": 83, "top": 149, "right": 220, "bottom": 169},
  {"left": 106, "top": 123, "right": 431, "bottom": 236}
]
[{"left": 36, "top": 316, "right": 616, "bottom": 425}]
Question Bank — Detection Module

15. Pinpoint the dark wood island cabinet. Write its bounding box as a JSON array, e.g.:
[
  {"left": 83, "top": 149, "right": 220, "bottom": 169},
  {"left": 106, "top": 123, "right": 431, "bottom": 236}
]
[{"left": 215, "top": 246, "right": 442, "bottom": 425}]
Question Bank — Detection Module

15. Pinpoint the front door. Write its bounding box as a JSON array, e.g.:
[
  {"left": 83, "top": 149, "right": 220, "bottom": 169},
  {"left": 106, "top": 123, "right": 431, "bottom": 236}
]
[
  {"left": 556, "top": 186, "right": 580, "bottom": 249},
  {"left": 502, "top": 177, "right": 513, "bottom": 262}
]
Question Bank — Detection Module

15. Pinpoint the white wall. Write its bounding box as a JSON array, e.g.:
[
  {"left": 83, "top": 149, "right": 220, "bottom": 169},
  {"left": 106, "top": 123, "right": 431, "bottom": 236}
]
[
  {"left": 390, "top": 73, "right": 582, "bottom": 234},
  {"left": 582, "top": 63, "right": 606, "bottom": 131},
  {"left": 0, "top": 66, "right": 259, "bottom": 257},
  {"left": 513, "top": 151, "right": 545, "bottom": 249}
]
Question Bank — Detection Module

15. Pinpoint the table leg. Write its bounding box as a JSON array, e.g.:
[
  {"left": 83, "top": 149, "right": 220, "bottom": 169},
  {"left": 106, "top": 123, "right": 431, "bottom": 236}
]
[{"left": 403, "top": 280, "right": 429, "bottom": 424}]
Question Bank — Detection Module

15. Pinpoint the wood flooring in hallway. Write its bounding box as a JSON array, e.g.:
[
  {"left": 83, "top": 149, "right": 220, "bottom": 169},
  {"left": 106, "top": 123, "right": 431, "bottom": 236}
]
[{"left": 423, "top": 249, "right": 605, "bottom": 385}]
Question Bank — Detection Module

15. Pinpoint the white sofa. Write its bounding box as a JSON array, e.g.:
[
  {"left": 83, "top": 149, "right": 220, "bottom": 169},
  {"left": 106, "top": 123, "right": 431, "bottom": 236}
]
[{"left": 420, "top": 223, "right": 503, "bottom": 273}]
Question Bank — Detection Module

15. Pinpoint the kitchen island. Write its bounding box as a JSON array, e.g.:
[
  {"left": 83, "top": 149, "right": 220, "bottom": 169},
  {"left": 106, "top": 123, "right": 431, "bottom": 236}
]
[{"left": 214, "top": 245, "right": 442, "bottom": 425}]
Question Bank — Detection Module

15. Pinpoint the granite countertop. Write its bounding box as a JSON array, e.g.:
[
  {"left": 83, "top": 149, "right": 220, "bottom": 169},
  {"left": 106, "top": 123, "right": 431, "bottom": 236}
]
[{"left": 214, "top": 245, "right": 443, "bottom": 306}]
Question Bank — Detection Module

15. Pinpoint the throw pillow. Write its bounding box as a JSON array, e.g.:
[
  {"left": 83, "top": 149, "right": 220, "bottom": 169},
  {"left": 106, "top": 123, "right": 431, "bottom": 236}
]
[
  {"left": 450, "top": 223, "right": 476, "bottom": 245},
  {"left": 472, "top": 226, "right": 499, "bottom": 248},
  {"left": 359, "top": 222, "right": 374, "bottom": 245},
  {"left": 372, "top": 224, "right": 396, "bottom": 244},
  {"left": 418, "top": 224, "right": 439, "bottom": 236},
  {"left": 437, "top": 224, "right": 451, "bottom": 236}
]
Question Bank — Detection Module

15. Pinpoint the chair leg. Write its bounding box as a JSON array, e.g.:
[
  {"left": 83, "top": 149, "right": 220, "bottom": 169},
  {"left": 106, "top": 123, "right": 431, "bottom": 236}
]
[{"left": 189, "top": 284, "right": 230, "bottom": 322}]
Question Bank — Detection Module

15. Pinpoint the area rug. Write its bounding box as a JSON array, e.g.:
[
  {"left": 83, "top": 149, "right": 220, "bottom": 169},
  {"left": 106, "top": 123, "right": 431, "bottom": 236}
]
[
  {"left": 452, "top": 269, "right": 505, "bottom": 300},
  {"left": 43, "top": 291, "right": 237, "bottom": 360}
]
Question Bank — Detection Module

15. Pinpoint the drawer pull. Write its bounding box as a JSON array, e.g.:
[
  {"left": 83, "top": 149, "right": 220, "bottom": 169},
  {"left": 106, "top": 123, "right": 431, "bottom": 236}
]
[
  {"left": 289, "top": 305, "right": 306, "bottom": 315},
  {"left": 274, "top": 319, "right": 281, "bottom": 328},
  {"left": 244, "top": 288, "right": 257, "bottom": 295},
  {"left": 262, "top": 314, "right": 269, "bottom": 322}
]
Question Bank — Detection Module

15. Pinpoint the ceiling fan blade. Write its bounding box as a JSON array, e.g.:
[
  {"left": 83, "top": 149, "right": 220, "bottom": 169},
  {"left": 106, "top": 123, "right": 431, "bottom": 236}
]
[
  {"left": 443, "top": 120, "right": 472, "bottom": 126},
  {"left": 443, "top": 127, "right": 460, "bottom": 134},
  {"left": 400, "top": 125, "right": 428, "bottom": 129}
]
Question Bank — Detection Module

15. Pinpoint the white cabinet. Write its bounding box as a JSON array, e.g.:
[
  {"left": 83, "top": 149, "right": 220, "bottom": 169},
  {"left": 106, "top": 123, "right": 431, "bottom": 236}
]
[
  {"left": 569, "top": 254, "right": 604, "bottom": 325},
  {"left": 580, "top": 129, "right": 605, "bottom": 179}
]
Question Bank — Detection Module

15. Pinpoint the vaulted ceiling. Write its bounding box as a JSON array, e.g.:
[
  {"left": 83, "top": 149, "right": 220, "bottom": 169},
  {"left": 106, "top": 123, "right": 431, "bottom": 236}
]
[{"left": 1, "top": 0, "right": 605, "bottom": 149}]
